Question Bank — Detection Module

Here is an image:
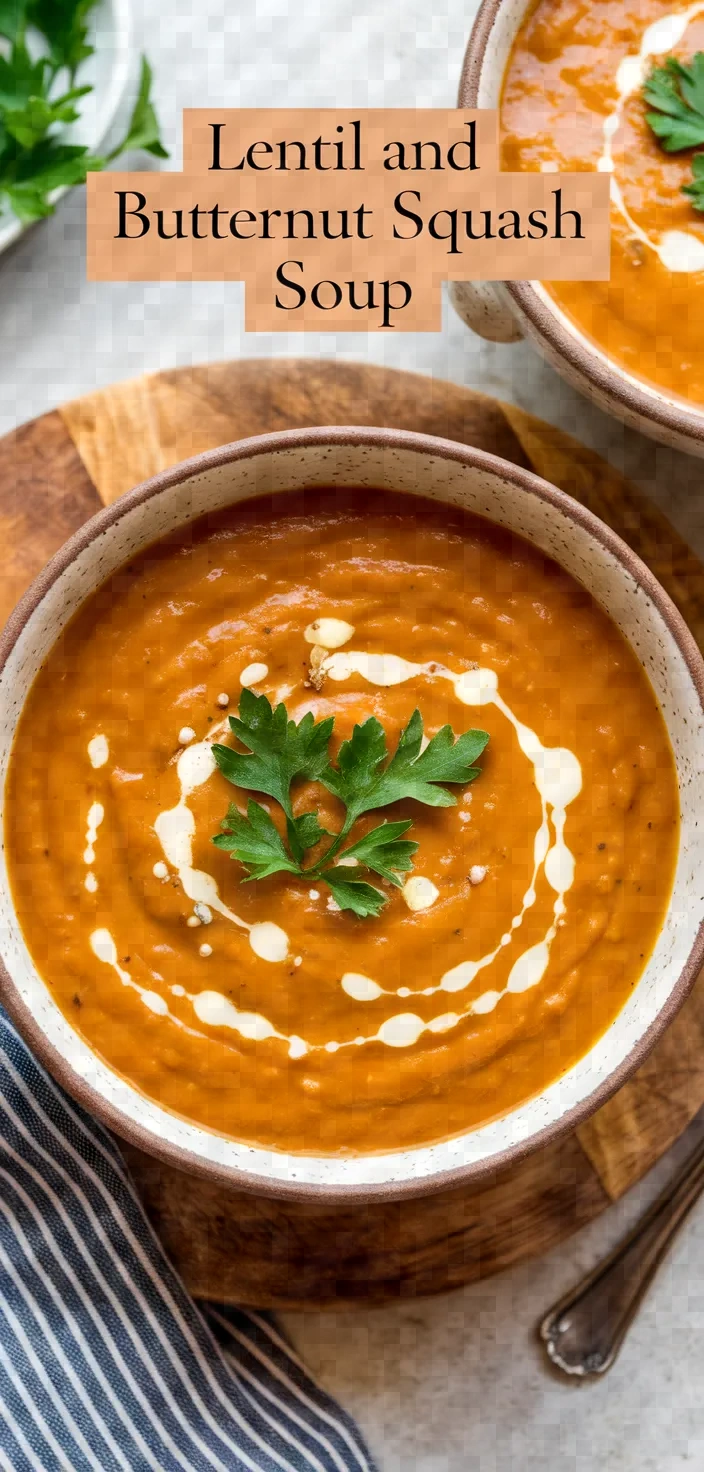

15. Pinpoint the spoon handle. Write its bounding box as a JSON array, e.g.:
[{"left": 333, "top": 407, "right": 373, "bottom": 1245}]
[{"left": 539, "top": 1133, "right": 704, "bottom": 1377}]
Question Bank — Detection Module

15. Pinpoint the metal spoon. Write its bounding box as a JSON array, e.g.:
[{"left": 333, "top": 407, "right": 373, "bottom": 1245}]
[{"left": 539, "top": 1133, "right": 704, "bottom": 1378}]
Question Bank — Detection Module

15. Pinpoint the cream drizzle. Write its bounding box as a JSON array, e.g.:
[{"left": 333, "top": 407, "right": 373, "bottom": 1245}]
[
  {"left": 239, "top": 662, "right": 268, "bottom": 686},
  {"left": 304, "top": 618, "right": 355, "bottom": 649},
  {"left": 90, "top": 928, "right": 170, "bottom": 1017},
  {"left": 321, "top": 653, "right": 582, "bottom": 1023},
  {"left": 597, "top": 4, "right": 704, "bottom": 273},
  {"left": 83, "top": 800, "right": 104, "bottom": 893},
  {"left": 342, "top": 972, "right": 383, "bottom": 1001},
  {"left": 402, "top": 876, "right": 440, "bottom": 912},
  {"left": 153, "top": 740, "right": 289, "bottom": 964},
  {"left": 83, "top": 802, "right": 104, "bottom": 866},
  {"left": 89, "top": 928, "right": 210, "bottom": 1037},
  {"left": 90, "top": 928, "right": 308, "bottom": 1057},
  {"left": 87, "top": 643, "right": 582, "bottom": 1057},
  {"left": 192, "top": 988, "right": 306, "bottom": 1057},
  {"left": 89, "top": 929, "right": 444, "bottom": 1058},
  {"left": 87, "top": 734, "right": 109, "bottom": 769}
]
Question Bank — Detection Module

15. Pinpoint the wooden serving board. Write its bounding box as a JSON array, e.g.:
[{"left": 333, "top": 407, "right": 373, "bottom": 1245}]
[{"left": 4, "top": 358, "right": 704, "bottom": 1309}]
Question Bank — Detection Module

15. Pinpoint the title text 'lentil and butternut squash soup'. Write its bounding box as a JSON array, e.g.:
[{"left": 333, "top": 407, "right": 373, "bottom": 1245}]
[
  {"left": 501, "top": 0, "right": 704, "bottom": 405},
  {"left": 4, "top": 489, "right": 679, "bottom": 1155}
]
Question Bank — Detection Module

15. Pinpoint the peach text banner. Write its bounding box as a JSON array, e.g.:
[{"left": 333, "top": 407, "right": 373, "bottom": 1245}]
[{"left": 86, "top": 109, "right": 611, "bottom": 331}]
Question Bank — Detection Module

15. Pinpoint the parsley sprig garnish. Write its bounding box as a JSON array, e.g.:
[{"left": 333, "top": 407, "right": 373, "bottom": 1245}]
[
  {"left": 0, "top": 2, "right": 168, "bottom": 225},
  {"left": 644, "top": 53, "right": 704, "bottom": 211},
  {"left": 211, "top": 689, "right": 489, "bottom": 919}
]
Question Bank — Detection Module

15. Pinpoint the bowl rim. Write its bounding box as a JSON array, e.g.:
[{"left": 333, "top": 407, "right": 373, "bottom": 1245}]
[
  {"left": 458, "top": 0, "right": 704, "bottom": 448},
  {"left": 1, "top": 421, "right": 703, "bottom": 1203}
]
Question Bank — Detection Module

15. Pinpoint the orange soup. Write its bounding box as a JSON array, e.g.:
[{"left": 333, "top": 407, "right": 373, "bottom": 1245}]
[
  {"left": 501, "top": 0, "right": 704, "bottom": 403},
  {"left": 5, "top": 492, "right": 678, "bottom": 1154}
]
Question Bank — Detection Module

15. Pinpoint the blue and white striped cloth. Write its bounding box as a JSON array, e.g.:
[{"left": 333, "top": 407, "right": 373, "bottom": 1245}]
[{"left": 0, "top": 1008, "right": 377, "bottom": 1471}]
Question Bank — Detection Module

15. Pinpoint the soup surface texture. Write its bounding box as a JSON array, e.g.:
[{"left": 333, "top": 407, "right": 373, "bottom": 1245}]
[
  {"left": 501, "top": 0, "right": 704, "bottom": 404},
  {"left": 5, "top": 492, "right": 678, "bottom": 1154}
]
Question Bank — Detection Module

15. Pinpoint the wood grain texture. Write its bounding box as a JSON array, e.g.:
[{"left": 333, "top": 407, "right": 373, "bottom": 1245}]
[
  {"left": 122, "top": 1134, "right": 609, "bottom": 1309},
  {"left": 59, "top": 358, "right": 532, "bottom": 504},
  {"left": 574, "top": 981, "right": 704, "bottom": 1200},
  {"left": 0, "top": 410, "right": 101, "bottom": 627},
  {"left": 504, "top": 405, "right": 704, "bottom": 652},
  {"left": 4, "top": 357, "right": 703, "bottom": 1305}
]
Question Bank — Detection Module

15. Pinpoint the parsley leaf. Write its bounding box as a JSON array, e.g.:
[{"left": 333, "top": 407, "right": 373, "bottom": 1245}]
[
  {"left": 321, "top": 871, "right": 389, "bottom": 919},
  {"left": 106, "top": 57, "right": 169, "bottom": 163},
  {"left": 643, "top": 53, "right": 704, "bottom": 211},
  {"left": 0, "top": 2, "right": 168, "bottom": 228},
  {"left": 0, "top": 44, "right": 48, "bottom": 113},
  {"left": 644, "top": 55, "right": 704, "bottom": 151},
  {"left": 3, "top": 83, "right": 91, "bottom": 152},
  {"left": 213, "top": 801, "right": 300, "bottom": 882},
  {"left": 335, "top": 819, "right": 418, "bottom": 888},
  {"left": 683, "top": 150, "right": 704, "bottom": 210},
  {"left": 0, "top": 0, "right": 26, "bottom": 45},
  {"left": 28, "top": 0, "right": 97, "bottom": 76},
  {"left": 3, "top": 139, "right": 100, "bottom": 220},
  {"left": 318, "top": 818, "right": 419, "bottom": 919},
  {"left": 212, "top": 688, "right": 334, "bottom": 818},
  {"left": 211, "top": 691, "right": 488, "bottom": 920},
  {"left": 287, "top": 810, "right": 331, "bottom": 863},
  {"left": 321, "top": 709, "right": 488, "bottom": 824}
]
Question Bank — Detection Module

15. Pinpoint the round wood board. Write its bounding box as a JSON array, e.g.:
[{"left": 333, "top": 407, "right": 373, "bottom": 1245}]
[{"left": 4, "top": 358, "right": 704, "bottom": 1310}]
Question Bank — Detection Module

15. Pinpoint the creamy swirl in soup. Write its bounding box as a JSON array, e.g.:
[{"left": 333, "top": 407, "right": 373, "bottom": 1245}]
[
  {"left": 5, "top": 491, "right": 678, "bottom": 1153},
  {"left": 502, "top": 0, "right": 704, "bottom": 404}
]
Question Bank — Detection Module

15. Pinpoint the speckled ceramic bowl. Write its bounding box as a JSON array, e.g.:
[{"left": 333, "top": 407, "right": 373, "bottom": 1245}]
[
  {"left": 452, "top": 0, "right": 704, "bottom": 457},
  {"left": 1, "top": 426, "right": 703, "bottom": 1202}
]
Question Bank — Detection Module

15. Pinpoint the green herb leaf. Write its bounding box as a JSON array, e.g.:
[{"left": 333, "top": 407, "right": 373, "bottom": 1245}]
[
  {"left": 291, "top": 811, "right": 330, "bottom": 850},
  {"left": 0, "top": 43, "right": 48, "bottom": 112},
  {"left": 335, "top": 819, "right": 417, "bottom": 888},
  {"left": 322, "top": 709, "right": 489, "bottom": 824},
  {"left": 3, "top": 85, "right": 90, "bottom": 151},
  {"left": 643, "top": 54, "right": 704, "bottom": 214},
  {"left": 683, "top": 150, "right": 704, "bottom": 210},
  {"left": 106, "top": 56, "right": 169, "bottom": 162},
  {"left": 212, "top": 689, "right": 334, "bottom": 817},
  {"left": 645, "top": 54, "right": 704, "bottom": 151},
  {"left": 319, "top": 715, "right": 387, "bottom": 815},
  {"left": 212, "top": 800, "right": 301, "bottom": 881},
  {"left": 0, "top": 0, "right": 26, "bottom": 44},
  {"left": 27, "top": 0, "right": 98, "bottom": 75},
  {"left": 320, "top": 870, "right": 388, "bottom": 919},
  {"left": 287, "top": 810, "right": 331, "bottom": 864},
  {"left": 211, "top": 691, "right": 489, "bottom": 921},
  {"left": 1, "top": 140, "right": 100, "bottom": 221},
  {"left": 0, "top": 12, "right": 168, "bottom": 227}
]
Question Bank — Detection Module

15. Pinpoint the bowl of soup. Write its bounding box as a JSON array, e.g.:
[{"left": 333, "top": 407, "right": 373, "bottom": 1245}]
[
  {"left": 1, "top": 426, "right": 703, "bottom": 1200},
  {"left": 454, "top": 0, "right": 704, "bottom": 455}
]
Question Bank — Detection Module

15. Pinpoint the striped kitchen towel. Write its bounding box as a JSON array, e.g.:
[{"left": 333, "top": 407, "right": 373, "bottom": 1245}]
[{"left": 0, "top": 1008, "right": 377, "bottom": 1472}]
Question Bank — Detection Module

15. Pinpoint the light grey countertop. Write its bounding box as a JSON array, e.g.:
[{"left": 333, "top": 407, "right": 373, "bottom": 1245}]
[{"left": 3, "top": 0, "right": 704, "bottom": 1466}]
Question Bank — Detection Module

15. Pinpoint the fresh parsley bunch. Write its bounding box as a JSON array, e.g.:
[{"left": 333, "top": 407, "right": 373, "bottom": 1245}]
[
  {"left": 211, "top": 689, "right": 489, "bottom": 919},
  {"left": 644, "top": 53, "right": 704, "bottom": 211},
  {"left": 0, "top": 0, "right": 167, "bottom": 225}
]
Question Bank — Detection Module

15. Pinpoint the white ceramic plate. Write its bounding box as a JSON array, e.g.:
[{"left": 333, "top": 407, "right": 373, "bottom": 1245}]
[{"left": 0, "top": 0, "right": 134, "bottom": 256}]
